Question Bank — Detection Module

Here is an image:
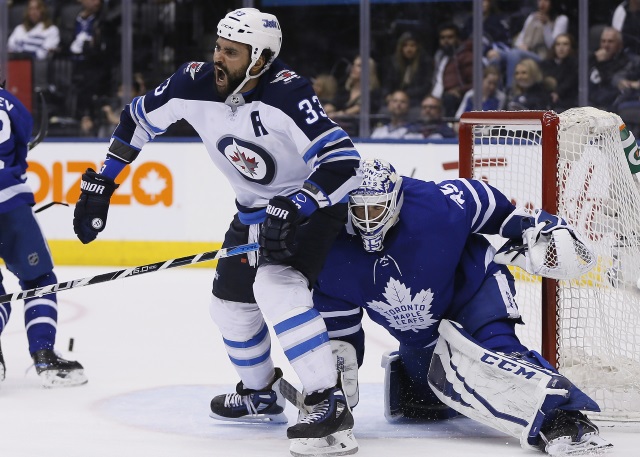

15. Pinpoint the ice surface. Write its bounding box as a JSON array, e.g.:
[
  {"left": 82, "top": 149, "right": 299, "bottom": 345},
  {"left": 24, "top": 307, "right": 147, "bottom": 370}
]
[{"left": 0, "top": 266, "right": 637, "bottom": 456}]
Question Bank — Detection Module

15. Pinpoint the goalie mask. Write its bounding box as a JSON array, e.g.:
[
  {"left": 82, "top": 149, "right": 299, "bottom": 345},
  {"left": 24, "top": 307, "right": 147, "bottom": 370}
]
[
  {"left": 217, "top": 8, "right": 282, "bottom": 95},
  {"left": 349, "top": 159, "right": 404, "bottom": 252}
]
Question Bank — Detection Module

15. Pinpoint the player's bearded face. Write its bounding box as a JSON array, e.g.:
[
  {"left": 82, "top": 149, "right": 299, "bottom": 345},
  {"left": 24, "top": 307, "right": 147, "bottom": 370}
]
[
  {"left": 213, "top": 39, "right": 251, "bottom": 97},
  {"left": 214, "top": 63, "right": 247, "bottom": 98}
]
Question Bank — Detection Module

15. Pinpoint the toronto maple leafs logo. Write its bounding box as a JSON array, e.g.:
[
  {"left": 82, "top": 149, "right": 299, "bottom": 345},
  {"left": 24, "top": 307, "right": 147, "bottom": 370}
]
[
  {"left": 367, "top": 278, "right": 437, "bottom": 332},
  {"left": 217, "top": 136, "right": 276, "bottom": 184}
]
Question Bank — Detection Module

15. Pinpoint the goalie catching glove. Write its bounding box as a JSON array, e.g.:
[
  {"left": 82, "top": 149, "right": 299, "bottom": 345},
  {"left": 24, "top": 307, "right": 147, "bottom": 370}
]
[
  {"left": 495, "top": 208, "right": 595, "bottom": 280},
  {"left": 73, "top": 168, "right": 118, "bottom": 244}
]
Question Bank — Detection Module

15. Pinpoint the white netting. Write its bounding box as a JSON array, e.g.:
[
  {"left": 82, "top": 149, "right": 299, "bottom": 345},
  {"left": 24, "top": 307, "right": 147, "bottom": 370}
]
[{"left": 464, "top": 108, "right": 640, "bottom": 421}]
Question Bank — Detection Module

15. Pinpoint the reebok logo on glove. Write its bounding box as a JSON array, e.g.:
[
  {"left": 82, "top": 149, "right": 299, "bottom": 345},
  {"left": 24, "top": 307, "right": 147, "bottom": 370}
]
[
  {"left": 266, "top": 204, "right": 290, "bottom": 219},
  {"left": 80, "top": 181, "right": 106, "bottom": 194}
]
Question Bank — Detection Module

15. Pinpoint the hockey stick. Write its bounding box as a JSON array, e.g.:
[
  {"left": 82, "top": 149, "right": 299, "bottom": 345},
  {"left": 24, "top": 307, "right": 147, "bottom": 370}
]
[
  {"left": 34, "top": 201, "right": 69, "bottom": 214},
  {"left": 279, "top": 377, "right": 311, "bottom": 413},
  {"left": 0, "top": 242, "right": 259, "bottom": 304},
  {"left": 28, "top": 89, "right": 48, "bottom": 151}
]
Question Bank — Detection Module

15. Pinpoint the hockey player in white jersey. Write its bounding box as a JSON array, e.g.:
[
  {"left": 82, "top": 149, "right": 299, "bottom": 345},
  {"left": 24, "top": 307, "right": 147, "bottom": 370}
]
[
  {"left": 313, "top": 159, "right": 612, "bottom": 456},
  {"left": 72, "top": 8, "right": 360, "bottom": 456}
]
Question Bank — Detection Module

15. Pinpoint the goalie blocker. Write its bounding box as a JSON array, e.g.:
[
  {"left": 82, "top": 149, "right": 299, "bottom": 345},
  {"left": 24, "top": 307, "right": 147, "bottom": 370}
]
[{"left": 428, "top": 320, "right": 612, "bottom": 455}]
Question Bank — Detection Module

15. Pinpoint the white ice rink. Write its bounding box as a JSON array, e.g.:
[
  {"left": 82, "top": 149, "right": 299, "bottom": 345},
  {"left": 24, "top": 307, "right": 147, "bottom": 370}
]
[{"left": 0, "top": 265, "right": 637, "bottom": 457}]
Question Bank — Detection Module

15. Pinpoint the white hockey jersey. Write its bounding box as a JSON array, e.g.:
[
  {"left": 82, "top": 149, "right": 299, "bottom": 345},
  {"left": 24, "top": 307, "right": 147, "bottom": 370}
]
[{"left": 108, "top": 59, "right": 362, "bottom": 224}]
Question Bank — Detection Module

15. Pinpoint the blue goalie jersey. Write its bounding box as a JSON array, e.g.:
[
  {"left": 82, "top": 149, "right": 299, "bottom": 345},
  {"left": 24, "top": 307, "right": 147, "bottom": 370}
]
[
  {"left": 313, "top": 177, "right": 522, "bottom": 362},
  {"left": 109, "top": 59, "right": 361, "bottom": 224}
]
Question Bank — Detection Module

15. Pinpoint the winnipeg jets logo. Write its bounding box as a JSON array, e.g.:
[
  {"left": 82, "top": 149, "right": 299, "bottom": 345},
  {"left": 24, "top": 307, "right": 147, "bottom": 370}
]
[
  {"left": 271, "top": 69, "right": 300, "bottom": 84},
  {"left": 367, "top": 278, "right": 437, "bottom": 332},
  {"left": 185, "top": 61, "right": 204, "bottom": 80},
  {"left": 217, "top": 136, "right": 276, "bottom": 184}
]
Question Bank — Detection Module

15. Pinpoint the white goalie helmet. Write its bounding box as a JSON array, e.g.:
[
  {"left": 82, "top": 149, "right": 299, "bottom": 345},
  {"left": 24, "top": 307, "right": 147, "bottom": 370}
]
[
  {"left": 349, "top": 159, "right": 404, "bottom": 252},
  {"left": 217, "top": 8, "right": 282, "bottom": 92}
]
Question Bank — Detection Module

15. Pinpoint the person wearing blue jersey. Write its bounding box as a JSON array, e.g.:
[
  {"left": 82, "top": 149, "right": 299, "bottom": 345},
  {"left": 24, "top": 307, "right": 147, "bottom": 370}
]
[
  {"left": 0, "top": 85, "right": 87, "bottom": 388},
  {"left": 71, "top": 8, "right": 360, "bottom": 456},
  {"left": 313, "top": 159, "right": 612, "bottom": 456}
]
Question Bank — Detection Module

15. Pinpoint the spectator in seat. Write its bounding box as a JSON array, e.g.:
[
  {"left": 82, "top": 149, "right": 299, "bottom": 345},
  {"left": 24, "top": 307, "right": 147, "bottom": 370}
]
[
  {"left": 431, "top": 23, "right": 474, "bottom": 118},
  {"left": 506, "top": 58, "right": 551, "bottom": 111},
  {"left": 7, "top": 0, "right": 60, "bottom": 60},
  {"left": 381, "top": 31, "right": 433, "bottom": 109},
  {"left": 589, "top": 27, "right": 636, "bottom": 111},
  {"left": 612, "top": 0, "right": 640, "bottom": 56},
  {"left": 66, "top": 0, "right": 115, "bottom": 122},
  {"left": 371, "top": 90, "right": 420, "bottom": 139},
  {"left": 410, "top": 95, "right": 456, "bottom": 139},
  {"left": 540, "top": 33, "right": 578, "bottom": 112},
  {"left": 455, "top": 65, "right": 506, "bottom": 119},
  {"left": 332, "top": 55, "right": 382, "bottom": 137},
  {"left": 488, "top": 0, "right": 568, "bottom": 89},
  {"left": 312, "top": 73, "right": 339, "bottom": 116}
]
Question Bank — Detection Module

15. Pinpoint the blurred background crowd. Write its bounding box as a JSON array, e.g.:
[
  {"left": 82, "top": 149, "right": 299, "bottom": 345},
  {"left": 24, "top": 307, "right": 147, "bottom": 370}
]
[{"left": 1, "top": 0, "right": 639, "bottom": 139}]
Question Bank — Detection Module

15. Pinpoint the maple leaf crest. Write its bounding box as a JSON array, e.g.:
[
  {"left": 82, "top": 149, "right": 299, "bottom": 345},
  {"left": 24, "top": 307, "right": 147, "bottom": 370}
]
[
  {"left": 367, "top": 277, "right": 437, "bottom": 332},
  {"left": 138, "top": 168, "right": 167, "bottom": 201},
  {"left": 230, "top": 144, "right": 259, "bottom": 176}
]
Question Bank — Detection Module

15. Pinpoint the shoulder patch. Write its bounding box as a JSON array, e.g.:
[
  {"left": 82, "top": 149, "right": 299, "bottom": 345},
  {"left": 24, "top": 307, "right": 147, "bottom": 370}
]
[
  {"left": 271, "top": 69, "right": 301, "bottom": 85},
  {"left": 185, "top": 62, "right": 205, "bottom": 80}
]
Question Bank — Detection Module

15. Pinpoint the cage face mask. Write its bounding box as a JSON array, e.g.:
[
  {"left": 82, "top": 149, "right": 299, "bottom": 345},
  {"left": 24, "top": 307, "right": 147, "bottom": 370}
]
[{"left": 349, "top": 159, "right": 403, "bottom": 252}]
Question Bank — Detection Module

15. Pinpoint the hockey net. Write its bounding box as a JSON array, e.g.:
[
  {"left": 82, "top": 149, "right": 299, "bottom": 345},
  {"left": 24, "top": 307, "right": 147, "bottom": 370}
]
[{"left": 458, "top": 107, "right": 640, "bottom": 421}]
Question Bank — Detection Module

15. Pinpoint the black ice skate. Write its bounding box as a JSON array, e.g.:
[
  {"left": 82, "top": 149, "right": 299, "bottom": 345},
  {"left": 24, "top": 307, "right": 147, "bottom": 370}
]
[
  {"left": 31, "top": 349, "right": 88, "bottom": 388},
  {"left": 209, "top": 367, "right": 287, "bottom": 424},
  {"left": 287, "top": 380, "right": 358, "bottom": 457},
  {"left": 539, "top": 410, "right": 613, "bottom": 456},
  {"left": 0, "top": 340, "right": 5, "bottom": 382}
]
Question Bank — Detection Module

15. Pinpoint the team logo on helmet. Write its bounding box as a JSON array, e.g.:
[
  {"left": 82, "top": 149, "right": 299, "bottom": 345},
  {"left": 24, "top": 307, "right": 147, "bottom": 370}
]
[{"left": 217, "top": 136, "right": 276, "bottom": 184}]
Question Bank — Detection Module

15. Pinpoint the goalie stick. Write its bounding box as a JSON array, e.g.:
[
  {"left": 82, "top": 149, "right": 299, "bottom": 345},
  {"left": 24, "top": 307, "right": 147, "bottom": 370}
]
[{"left": 0, "top": 242, "right": 259, "bottom": 304}]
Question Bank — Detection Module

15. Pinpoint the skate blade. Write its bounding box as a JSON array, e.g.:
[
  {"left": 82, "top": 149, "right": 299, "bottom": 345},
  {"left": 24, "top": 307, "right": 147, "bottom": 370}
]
[
  {"left": 208, "top": 411, "right": 288, "bottom": 425},
  {"left": 40, "top": 369, "right": 88, "bottom": 388},
  {"left": 545, "top": 434, "right": 613, "bottom": 456},
  {"left": 289, "top": 429, "right": 358, "bottom": 457}
]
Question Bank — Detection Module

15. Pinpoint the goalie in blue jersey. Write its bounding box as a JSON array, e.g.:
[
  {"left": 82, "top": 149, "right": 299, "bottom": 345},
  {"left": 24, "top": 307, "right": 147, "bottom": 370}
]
[{"left": 313, "top": 158, "right": 612, "bottom": 456}]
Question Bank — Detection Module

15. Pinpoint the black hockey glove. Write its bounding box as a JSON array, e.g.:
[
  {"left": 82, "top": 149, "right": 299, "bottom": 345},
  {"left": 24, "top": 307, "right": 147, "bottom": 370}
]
[
  {"left": 73, "top": 168, "right": 119, "bottom": 244},
  {"left": 259, "top": 196, "right": 305, "bottom": 261}
]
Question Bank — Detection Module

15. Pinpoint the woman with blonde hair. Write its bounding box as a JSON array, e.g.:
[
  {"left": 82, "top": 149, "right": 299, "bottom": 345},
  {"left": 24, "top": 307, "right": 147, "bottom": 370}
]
[
  {"left": 8, "top": 0, "right": 60, "bottom": 60},
  {"left": 331, "top": 55, "right": 382, "bottom": 136},
  {"left": 506, "top": 58, "right": 551, "bottom": 111}
]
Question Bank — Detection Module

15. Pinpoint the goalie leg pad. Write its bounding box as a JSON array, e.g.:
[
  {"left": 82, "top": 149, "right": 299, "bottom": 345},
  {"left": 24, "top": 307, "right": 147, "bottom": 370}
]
[
  {"left": 428, "top": 319, "right": 583, "bottom": 450},
  {"left": 381, "top": 351, "right": 403, "bottom": 421},
  {"left": 332, "top": 340, "right": 359, "bottom": 409}
]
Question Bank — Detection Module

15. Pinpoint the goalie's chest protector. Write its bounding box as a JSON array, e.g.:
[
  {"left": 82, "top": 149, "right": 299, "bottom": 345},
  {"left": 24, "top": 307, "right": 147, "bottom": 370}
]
[{"left": 320, "top": 179, "right": 483, "bottom": 347}]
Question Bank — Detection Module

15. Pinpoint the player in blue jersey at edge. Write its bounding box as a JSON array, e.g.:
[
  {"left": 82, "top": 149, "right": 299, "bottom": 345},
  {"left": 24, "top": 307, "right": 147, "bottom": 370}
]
[
  {"left": 71, "top": 8, "right": 361, "bottom": 457},
  {"left": 313, "top": 158, "right": 613, "bottom": 456},
  {"left": 0, "top": 84, "right": 87, "bottom": 388}
]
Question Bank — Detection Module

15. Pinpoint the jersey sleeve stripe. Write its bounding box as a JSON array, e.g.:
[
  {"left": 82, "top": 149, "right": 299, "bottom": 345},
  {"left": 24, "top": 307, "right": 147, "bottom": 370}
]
[
  {"left": 327, "top": 323, "right": 362, "bottom": 339},
  {"left": 319, "top": 309, "right": 361, "bottom": 318},
  {"left": 474, "top": 179, "right": 497, "bottom": 232},
  {"left": 459, "top": 178, "right": 482, "bottom": 229},
  {"left": 131, "top": 96, "right": 166, "bottom": 136}
]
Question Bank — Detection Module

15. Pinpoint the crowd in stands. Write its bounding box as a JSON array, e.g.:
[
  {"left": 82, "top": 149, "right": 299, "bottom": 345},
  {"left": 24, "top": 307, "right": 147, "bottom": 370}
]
[{"left": 4, "top": 0, "right": 640, "bottom": 138}]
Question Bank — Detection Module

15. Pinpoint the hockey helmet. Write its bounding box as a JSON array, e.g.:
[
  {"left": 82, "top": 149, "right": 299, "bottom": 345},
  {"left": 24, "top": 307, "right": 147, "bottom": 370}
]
[
  {"left": 349, "top": 159, "right": 404, "bottom": 252},
  {"left": 217, "top": 8, "right": 282, "bottom": 92}
]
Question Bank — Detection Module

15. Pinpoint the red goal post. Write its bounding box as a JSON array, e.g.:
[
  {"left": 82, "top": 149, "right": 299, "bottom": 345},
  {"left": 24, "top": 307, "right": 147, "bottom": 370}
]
[{"left": 458, "top": 108, "right": 640, "bottom": 421}]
